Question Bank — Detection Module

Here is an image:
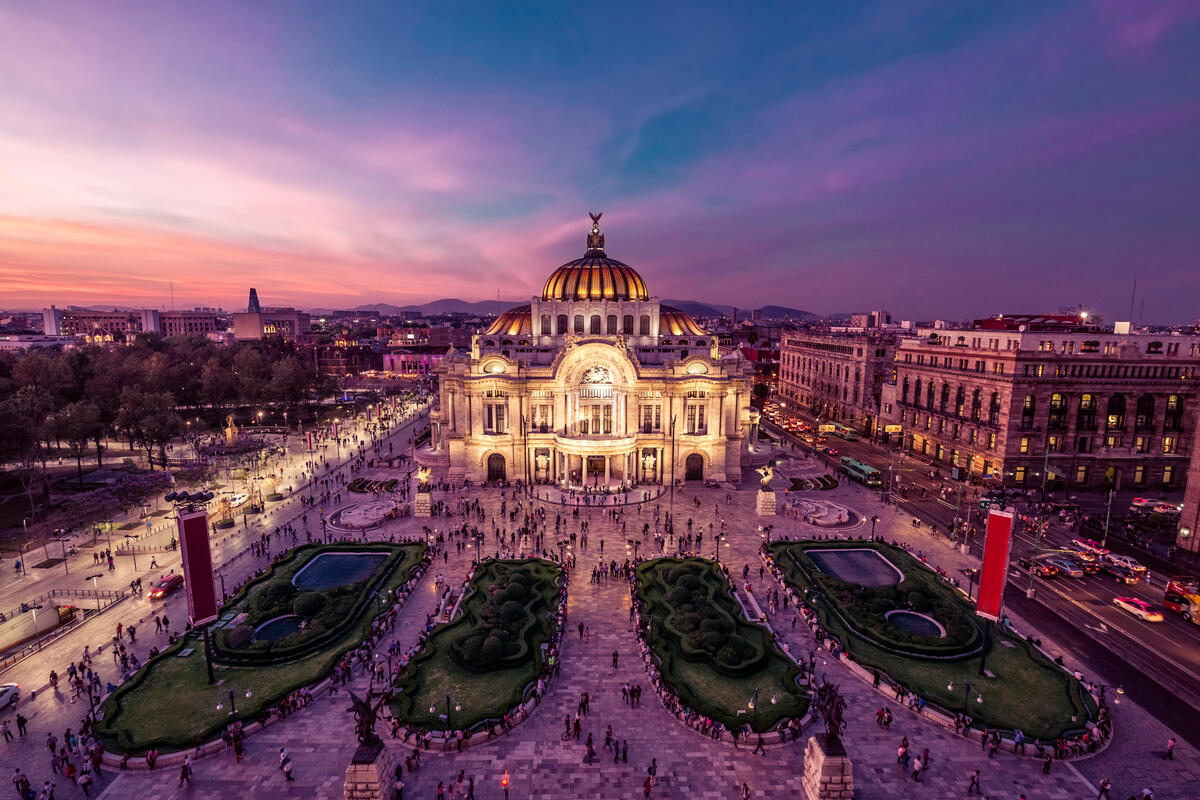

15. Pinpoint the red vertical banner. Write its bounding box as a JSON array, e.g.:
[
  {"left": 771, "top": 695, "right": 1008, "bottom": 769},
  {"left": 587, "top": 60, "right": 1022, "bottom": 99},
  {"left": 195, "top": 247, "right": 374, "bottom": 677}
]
[
  {"left": 178, "top": 509, "right": 218, "bottom": 626},
  {"left": 306, "top": 431, "right": 313, "bottom": 452},
  {"left": 977, "top": 509, "right": 1014, "bottom": 620}
]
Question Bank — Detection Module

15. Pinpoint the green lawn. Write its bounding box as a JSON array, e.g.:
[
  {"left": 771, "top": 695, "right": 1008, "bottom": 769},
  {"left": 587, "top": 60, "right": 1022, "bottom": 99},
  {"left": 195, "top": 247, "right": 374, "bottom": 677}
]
[
  {"left": 97, "top": 544, "right": 426, "bottom": 753},
  {"left": 392, "top": 558, "right": 561, "bottom": 731},
  {"left": 769, "top": 540, "right": 1096, "bottom": 739},
  {"left": 636, "top": 558, "right": 806, "bottom": 732}
]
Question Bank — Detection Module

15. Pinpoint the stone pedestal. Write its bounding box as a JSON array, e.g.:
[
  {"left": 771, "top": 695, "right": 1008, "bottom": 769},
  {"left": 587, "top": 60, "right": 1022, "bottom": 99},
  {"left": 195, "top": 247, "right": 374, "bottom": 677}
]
[
  {"left": 756, "top": 490, "right": 776, "bottom": 516},
  {"left": 413, "top": 492, "right": 431, "bottom": 518},
  {"left": 344, "top": 741, "right": 395, "bottom": 800},
  {"left": 801, "top": 734, "right": 854, "bottom": 800}
]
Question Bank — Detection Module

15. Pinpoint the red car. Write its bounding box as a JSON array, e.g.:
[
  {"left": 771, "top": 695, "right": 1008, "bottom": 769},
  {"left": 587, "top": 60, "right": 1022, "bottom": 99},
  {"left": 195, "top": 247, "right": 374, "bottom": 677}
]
[{"left": 147, "top": 574, "right": 184, "bottom": 599}]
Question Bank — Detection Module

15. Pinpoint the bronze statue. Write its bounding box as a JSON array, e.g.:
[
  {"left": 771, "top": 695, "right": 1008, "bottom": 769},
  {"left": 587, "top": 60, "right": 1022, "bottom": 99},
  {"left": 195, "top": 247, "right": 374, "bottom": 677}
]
[
  {"left": 346, "top": 689, "right": 388, "bottom": 747},
  {"left": 814, "top": 679, "right": 847, "bottom": 739},
  {"left": 756, "top": 460, "right": 776, "bottom": 490}
]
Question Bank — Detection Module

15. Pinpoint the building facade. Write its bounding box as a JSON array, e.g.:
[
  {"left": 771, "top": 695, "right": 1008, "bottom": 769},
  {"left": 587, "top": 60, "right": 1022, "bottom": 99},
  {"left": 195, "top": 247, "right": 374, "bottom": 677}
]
[
  {"left": 232, "top": 309, "right": 311, "bottom": 341},
  {"left": 778, "top": 331, "right": 897, "bottom": 435},
  {"left": 425, "top": 215, "right": 756, "bottom": 486},
  {"left": 42, "top": 306, "right": 217, "bottom": 339},
  {"left": 879, "top": 325, "right": 1200, "bottom": 491}
]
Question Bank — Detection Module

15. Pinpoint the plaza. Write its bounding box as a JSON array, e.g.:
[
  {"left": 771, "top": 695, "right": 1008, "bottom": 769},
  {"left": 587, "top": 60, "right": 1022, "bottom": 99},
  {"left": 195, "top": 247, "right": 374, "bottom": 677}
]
[{"left": 3, "top": 420, "right": 1197, "bottom": 800}]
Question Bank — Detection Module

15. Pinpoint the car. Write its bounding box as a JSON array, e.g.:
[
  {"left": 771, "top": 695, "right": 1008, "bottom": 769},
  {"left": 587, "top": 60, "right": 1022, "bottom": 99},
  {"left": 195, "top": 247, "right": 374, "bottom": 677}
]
[
  {"left": 1018, "top": 556, "right": 1060, "bottom": 578},
  {"left": 1043, "top": 556, "right": 1084, "bottom": 578},
  {"left": 0, "top": 683, "right": 18, "bottom": 708},
  {"left": 1060, "top": 545, "right": 1096, "bottom": 563},
  {"left": 229, "top": 493, "right": 249, "bottom": 508},
  {"left": 1113, "top": 596, "right": 1164, "bottom": 622},
  {"left": 1070, "top": 538, "right": 1110, "bottom": 556},
  {"left": 821, "top": 447, "right": 839, "bottom": 457},
  {"left": 1105, "top": 553, "right": 1147, "bottom": 575},
  {"left": 1100, "top": 562, "right": 1140, "bottom": 585},
  {"left": 147, "top": 574, "right": 184, "bottom": 599}
]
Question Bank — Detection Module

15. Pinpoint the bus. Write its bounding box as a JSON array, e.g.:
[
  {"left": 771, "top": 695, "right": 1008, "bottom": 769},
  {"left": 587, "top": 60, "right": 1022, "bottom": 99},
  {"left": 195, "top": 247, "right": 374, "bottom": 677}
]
[
  {"left": 818, "top": 422, "right": 859, "bottom": 441},
  {"left": 840, "top": 456, "right": 881, "bottom": 487}
]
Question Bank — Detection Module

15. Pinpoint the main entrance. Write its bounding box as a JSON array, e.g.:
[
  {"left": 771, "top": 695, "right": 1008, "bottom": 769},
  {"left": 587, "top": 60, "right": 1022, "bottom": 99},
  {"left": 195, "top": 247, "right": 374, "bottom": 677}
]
[
  {"left": 487, "top": 453, "right": 506, "bottom": 482},
  {"left": 586, "top": 456, "right": 606, "bottom": 479},
  {"left": 685, "top": 453, "right": 703, "bottom": 481}
]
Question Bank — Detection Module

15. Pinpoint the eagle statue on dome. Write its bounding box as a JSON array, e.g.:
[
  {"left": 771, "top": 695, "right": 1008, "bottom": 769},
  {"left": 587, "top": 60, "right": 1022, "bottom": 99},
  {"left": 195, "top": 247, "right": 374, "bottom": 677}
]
[{"left": 587, "top": 211, "right": 605, "bottom": 252}]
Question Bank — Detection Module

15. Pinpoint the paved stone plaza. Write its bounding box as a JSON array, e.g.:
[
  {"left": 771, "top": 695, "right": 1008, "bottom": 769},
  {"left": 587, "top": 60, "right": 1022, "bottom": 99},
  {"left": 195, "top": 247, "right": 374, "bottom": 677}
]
[{"left": 6, "top": 447, "right": 1196, "bottom": 800}]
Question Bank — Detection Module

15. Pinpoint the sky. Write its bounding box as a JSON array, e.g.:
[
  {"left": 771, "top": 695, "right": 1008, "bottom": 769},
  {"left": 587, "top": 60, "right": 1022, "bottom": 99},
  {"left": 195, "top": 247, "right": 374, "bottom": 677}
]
[{"left": 1, "top": 1, "right": 1199, "bottom": 322}]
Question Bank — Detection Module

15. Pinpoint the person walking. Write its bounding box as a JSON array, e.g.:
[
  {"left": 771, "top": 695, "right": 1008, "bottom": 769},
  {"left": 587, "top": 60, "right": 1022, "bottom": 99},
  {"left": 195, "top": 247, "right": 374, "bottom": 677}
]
[
  {"left": 1097, "top": 777, "right": 1112, "bottom": 799},
  {"left": 612, "top": 650, "right": 619, "bottom": 669},
  {"left": 1164, "top": 737, "right": 1176, "bottom": 760},
  {"left": 911, "top": 757, "right": 923, "bottom": 781},
  {"left": 178, "top": 755, "right": 192, "bottom": 786},
  {"left": 966, "top": 769, "right": 981, "bottom": 795},
  {"left": 1042, "top": 752, "right": 1053, "bottom": 774},
  {"left": 280, "top": 748, "right": 294, "bottom": 781}
]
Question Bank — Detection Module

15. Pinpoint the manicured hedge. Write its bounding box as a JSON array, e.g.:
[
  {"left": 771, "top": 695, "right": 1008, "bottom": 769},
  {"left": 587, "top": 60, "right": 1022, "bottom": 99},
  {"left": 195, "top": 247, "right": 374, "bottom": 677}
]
[
  {"left": 772, "top": 540, "right": 980, "bottom": 658},
  {"left": 213, "top": 543, "right": 423, "bottom": 663}
]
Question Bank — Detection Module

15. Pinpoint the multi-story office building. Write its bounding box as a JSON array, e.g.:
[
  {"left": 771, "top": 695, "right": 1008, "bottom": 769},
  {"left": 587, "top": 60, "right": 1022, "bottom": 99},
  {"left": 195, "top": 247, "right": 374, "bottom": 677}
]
[
  {"left": 42, "top": 306, "right": 218, "bottom": 340},
  {"left": 231, "top": 308, "right": 311, "bottom": 341},
  {"left": 778, "top": 330, "right": 898, "bottom": 436},
  {"left": 879, "top": 317, "right": 1200, "bottom": 492}
]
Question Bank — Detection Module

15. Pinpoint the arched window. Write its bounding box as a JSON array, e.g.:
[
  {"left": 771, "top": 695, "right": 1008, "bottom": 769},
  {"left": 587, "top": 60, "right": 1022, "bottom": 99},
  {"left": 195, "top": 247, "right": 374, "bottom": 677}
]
[
  {"left": 955, "top": 386, "right": 966, "bottom": 417},
  {"left": 1049, "top": 392, "right": 1067, "bottom": 430},
  {"left": 1135, "top": 395, "right": 1155, "bottom": 430},
  {"left": 926, "top": 381, "right": 935, "bottom": 409},
  {"left": 939, "top": 383, "right": 950, "bottom": 412},
  {"left": 913, "top": 378, "right": 923, "bottom": 408},
  {"left": 989, "top": 392, "right": 1001, "bottom": 426},
  {"left": 623, "top": 314, "right": 634, "bottom": 334},
  {"left": 1021, "top": 394, "right": 1036, "bottom": 429},
  {"left": 557, "top": 314, "right": 568, "bottom": 335},
  {"left": 1165, "top": 394, "right": 1183, "bottom": 430},
  {"left": 901, "top": 377, "right": 910, "bottom": 403},
  {"left": 971, "top": 388, "right": 982, "bottom": 421},
  {"left": 589, "top": 315, "right": 601, "bottom": 335},
  {"left": 1077, "top": 393, "right": 1096, "bottom": 429},
  {"left": 573, "top": 315, "right": 584, "bottom": 333},
  {"left": 606, "top": 315, "right": 617, "bottom": 334},
  {"left": 1106, "top": 395, "right": 1126, "bottom": 430},
  {"left": 639, "top": 315, "right": 650, "bottom": 335},
  {"left": 540, "top": 314, "right": 551, "bottom": 335}
]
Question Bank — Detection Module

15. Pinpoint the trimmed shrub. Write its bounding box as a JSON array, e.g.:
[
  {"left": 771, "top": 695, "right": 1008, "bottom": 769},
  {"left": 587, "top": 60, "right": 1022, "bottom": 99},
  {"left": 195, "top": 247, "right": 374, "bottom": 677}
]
[
  {"left": 294, "top": 591, "right": 329, "bottom": 618},
  {"left": 227, "top": 626, "right": 253, "bottom": 649}
]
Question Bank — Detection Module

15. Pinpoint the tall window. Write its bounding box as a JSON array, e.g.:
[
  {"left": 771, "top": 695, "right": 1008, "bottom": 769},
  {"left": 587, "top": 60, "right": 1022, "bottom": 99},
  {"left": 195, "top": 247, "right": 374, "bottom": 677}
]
[
  {"left": 540, "top": 314, "right": 551, "bottom": 335},
  {"left": 939, "top": 383, "right": 950, "bottom": 412},
  {"left": 639, "top": 315, "right": 650, "bottom": 336},
  {"left": 1077, "top": 394, "right": 1096, "bottom": 430},
  {"left": 606, "top": 315, "right": 617, "bottom": 334},
  {"left": 914, "top": 378, "right": 923, "bottom": 409},
  {"left": 589, "top": 315, "right": 601, "bottom": 335},
  {"left": 685, "top": 390, "right": 708, "bottom": 434},
  {"left": 484, "top": 394, "right": 507, "bottom": 434},
  {"left": 1164, "top": 395, "right": 1183, "bottom": 431},
  {"left": 623, "top": 315, "right": 634, "bottom": 334},
  {"left": 1021, "top": 394, "right": 1036, "bottom": 430},
  {"left": 955, "top": 386, "right": 966, "bottom": 417},
  {"left": 1135, "top": 395, "right": 1155, "bottom": 430},
  {"left": 574, "top": 315, "right": 585, "bottom": 333},
  {"left": 971, "top": 388, "right": 982, "bottom": 421},
  {"left": 1048, "top": 393, "right": 1067, "bottom": 430},
  {"left": 1106, "top": 394, "right": 1126, "bottom": 430},
  {"left": 926, "top": 381, "right": 935, "bottom": 409}
]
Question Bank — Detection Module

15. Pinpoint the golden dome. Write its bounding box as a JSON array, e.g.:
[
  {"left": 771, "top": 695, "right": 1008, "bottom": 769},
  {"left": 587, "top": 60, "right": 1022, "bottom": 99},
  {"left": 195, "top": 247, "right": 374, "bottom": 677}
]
[
  {"left": 659, "top": 306, "right": 707, "bottom": 336},
  {"left": 541, "top": 213, "right": 650, "bottom": 302},
  {"left": 483, "top": 305, "right": 531, "bottom": 336}
]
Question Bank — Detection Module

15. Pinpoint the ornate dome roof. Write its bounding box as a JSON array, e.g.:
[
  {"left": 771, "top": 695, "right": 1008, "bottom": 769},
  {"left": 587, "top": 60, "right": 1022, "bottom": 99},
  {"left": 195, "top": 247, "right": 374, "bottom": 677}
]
[
  {"left": 659, "top": 306, "right": 708, "bottom": 336},
  {"left": 541, "top": 213, "right": 650, "bottom": 302},
  {"left": 483, "top": 305, "right": 531, "bottom": 336}
]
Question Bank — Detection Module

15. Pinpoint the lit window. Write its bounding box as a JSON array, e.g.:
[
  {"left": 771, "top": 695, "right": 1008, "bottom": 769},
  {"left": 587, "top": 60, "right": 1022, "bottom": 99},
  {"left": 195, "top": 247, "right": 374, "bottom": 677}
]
[{"left": 1019, "top": 436, "right": 1029, "bottom": 454}]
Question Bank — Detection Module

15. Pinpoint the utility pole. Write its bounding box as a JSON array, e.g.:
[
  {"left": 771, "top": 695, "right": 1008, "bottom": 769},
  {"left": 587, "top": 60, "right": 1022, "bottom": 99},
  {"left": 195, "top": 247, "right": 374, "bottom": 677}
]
[{"left": 1101, "top": 488, "right": 1114, "bottom": 548}]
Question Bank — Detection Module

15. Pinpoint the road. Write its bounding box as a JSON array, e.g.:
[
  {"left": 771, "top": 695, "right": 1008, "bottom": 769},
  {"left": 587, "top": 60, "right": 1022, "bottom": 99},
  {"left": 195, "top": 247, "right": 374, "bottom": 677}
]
[{"left": 762, "top": 412, "right": 1200, "bottom": 722}]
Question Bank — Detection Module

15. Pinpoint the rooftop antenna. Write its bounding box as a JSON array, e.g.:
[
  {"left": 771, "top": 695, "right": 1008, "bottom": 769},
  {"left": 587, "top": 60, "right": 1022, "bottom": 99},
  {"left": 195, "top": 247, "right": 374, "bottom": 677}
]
[
  {"left": 170, "top": 281, "right": 175, "bottom": 311},
  {"left": 1128, "top": 277, "right": 1136, "bottom": 323}
]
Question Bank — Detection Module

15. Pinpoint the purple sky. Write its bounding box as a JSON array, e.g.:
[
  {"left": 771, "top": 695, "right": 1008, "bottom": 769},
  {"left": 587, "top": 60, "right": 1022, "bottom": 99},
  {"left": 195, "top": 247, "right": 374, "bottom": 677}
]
[{"left": 1, "top": 1, "right": 1198, "bottom": 321}]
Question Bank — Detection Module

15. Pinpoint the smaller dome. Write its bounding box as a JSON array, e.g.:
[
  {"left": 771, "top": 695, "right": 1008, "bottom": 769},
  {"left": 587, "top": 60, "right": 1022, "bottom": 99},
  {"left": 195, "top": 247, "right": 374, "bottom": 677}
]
[
  {"left": 659, "top": 306, "right": 707, "bottom": 336},
  {"left": 483, "top": 305, "right": 531, "bottom": 336}
]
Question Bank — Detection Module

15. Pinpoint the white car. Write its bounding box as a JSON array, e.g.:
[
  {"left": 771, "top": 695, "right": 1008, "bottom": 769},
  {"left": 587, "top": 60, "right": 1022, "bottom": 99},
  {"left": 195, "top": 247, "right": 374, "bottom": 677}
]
[
  {"left": 1105, "top": 553, "right": 1146, "bottom": 575},
  {"left": 0, "top": 683, "right": 18, "bottom": 708},
  {"left": 229, "top": 493, "right": 248, "bottom": 508},
  {"left": 1113, "top": 596, "right": 1164, "bottom": 622}
]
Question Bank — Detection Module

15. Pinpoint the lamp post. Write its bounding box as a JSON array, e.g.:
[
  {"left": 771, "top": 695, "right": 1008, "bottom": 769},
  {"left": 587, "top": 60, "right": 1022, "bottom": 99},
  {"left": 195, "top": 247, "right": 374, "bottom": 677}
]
[
  {"left": 430, "top": 693, "right": 461, "bottom": 729},
  {"left": 87, "top": 573, "right": 103, "bottom": 612},
  {"left": 669, "top": 414, "right": 677, "bottom": 519},
  {"left": 19, "top": 539, "right": 32, "bottom": 576},
  {"left": 28, "top": 604, "right": 45, "bottom": 649},
  {"left": 1100, "top": 488, "right": 1114, "bottom": 549},
  {"left": 217, "top": 688, "right": 253, "bottom": 717},
  {"left": 870, "top": 515, "right": 879, "bottom": 539},
  {"left": 746, "top": 687, "right": 777, "bottom": 733},
  {"left": 947, "top": 681, "right": 983, "bottom": 715},
  {"left": 124, "top": 535, "right": 138, "bottom": 570}
]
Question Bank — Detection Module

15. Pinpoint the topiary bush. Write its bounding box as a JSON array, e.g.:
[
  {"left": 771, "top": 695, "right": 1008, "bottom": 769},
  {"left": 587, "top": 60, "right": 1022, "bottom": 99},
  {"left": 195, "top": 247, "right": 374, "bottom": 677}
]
[
  {"left": 294, "top": 591, "right": 329, "bottom": 618},
  {"left": 227, "top": 625, "right": 253, "bottom": 649}
]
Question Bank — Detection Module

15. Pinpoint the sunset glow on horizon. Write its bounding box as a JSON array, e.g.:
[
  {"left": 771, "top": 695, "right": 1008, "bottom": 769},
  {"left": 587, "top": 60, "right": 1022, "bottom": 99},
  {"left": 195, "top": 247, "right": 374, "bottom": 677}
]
[{"left": 3, "top": 2, "right": 1200, "bottom": 320}]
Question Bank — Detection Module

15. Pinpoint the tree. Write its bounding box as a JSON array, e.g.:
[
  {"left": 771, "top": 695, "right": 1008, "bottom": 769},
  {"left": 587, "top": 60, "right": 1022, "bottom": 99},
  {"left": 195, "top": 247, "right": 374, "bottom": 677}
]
[
  {"left": 269, "top": 356, "right": 311, "bottom": 412},
  {"left": 53, "top": 401, "right": 103, "bottom": 485},
  {"left": 201, "top": 356, "right": 239, "bottom": 414},
  {"left": 0, "top": 398, "right": 41, "bottom": 516},
  {"left": 233, "top": 348, "right": 270, "bottom": 406}
]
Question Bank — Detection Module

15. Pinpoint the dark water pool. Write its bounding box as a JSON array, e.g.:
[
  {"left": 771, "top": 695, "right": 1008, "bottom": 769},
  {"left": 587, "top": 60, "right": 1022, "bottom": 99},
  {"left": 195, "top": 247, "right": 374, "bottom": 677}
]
[
  {"left": 807, "top": 548, "right": 903, "bottom": 587},
  {"left": 291, "top": 552, "right": 388, "bottom": 591},
  {"left": 254, "top": 614, "right": 303, "bottom": 642},
  {"left": 886, "top": 610, "right": 946, "bottom": 638}
]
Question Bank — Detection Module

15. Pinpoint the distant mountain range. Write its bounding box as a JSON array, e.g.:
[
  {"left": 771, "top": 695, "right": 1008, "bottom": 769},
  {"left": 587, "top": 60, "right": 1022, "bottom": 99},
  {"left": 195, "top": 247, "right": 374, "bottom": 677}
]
[{"left": 331, "top": 298, "right": 825, "bottom": 321}]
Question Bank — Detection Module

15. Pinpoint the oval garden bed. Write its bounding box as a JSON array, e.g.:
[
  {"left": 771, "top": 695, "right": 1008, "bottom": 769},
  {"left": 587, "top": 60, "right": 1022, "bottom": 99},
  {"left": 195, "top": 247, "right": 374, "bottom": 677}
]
[
  {"left": 635, "top": 558, "right": 805, "bottom": 734},
  {"left": 96, "top": 541, "right": 429, "bottom": 753},
  {"left": 392, "top": 558, "right": 564, "bottom": 732},
  {"left": 767, "top": 539, "right": 1097, "bottom": 739}
]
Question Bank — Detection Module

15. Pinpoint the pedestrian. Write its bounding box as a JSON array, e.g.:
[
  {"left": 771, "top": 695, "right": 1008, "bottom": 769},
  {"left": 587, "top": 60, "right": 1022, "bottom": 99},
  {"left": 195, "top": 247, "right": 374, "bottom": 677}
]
[
  {"left": 15, "top": 714, "right": 27, "bottom": 736},
  {"left": 741, "top": 782, "right": 751, "bottom": 800},
  {"left": 1043, "top": 752, "right": 1053, "bottom": 774},
  {"left": 1, "top": 721, "right": 11, "bottom": 742},
  {"left": 1164, "top": 737, "right": 1175, "bottom": 760},
  {"left": 912, "top": 757, "right": 922, "bottom": 781},
  {"left": 1097, "top": 777, "right": 1112, "bottom": 799},
  {"left": 966, "top": 769, "right": 981, "bottom": 795},
  {"left": 612, "top": 650, "right": 619, "bottom": 669},
  {"left": 178, "top": 755, "right": 192, "bottom": 786}
]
